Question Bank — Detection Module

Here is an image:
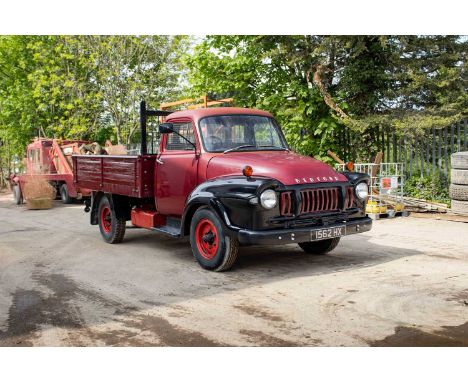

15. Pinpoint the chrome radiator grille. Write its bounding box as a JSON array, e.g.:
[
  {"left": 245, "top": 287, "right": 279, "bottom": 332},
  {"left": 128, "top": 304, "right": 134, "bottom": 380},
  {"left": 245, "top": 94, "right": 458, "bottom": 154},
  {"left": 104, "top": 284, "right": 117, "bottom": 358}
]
[{"left": 279, "top": 186, "right": 355, "bottom": 216}]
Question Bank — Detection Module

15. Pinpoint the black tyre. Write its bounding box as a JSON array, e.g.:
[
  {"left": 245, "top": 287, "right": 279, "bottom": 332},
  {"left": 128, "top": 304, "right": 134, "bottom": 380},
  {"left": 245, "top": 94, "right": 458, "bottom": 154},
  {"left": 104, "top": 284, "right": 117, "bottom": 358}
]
[
  {"left": 299, "top": 237, "right": 341, "bottom": 255},
  {"left": 189, "top": 207, "right": 239, "bottom": 272},
  {"left": 60, "top": 184, "right": 73, "bottom": 204},
  {"left": 451, "top": 199, "right": 468, "bottom": 214},
  {"left": 451, "top": 152, "right": 468, "bottom": 169},
  {"left": 449, "top": 184, "right": 468, "bottom": 201},
  {"left": 13, "top": 185, "right": 23, "bottom": 205},
  {"left": 451, "top": 169, "right": 468, "bottom": 185},
  {"left": 98, "top": 196, "right": 126, "bottom": 244}
]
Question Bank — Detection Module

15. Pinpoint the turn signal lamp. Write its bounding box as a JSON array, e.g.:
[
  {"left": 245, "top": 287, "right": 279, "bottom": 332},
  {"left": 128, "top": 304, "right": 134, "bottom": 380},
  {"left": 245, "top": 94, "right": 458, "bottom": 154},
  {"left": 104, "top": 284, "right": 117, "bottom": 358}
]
[
  {"left": 243, "top": 165, "right": 253, "bottom": 177},
  {"left": 346, "top": 161, "right": 354, "bottom": 171}
]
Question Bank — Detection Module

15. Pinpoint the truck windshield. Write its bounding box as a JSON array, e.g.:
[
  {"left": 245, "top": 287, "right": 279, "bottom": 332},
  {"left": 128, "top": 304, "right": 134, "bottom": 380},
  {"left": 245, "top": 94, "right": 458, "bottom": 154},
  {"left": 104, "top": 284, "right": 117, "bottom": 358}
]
[{"left": 199, "top": 115, "right": 288, "bottom": 153}]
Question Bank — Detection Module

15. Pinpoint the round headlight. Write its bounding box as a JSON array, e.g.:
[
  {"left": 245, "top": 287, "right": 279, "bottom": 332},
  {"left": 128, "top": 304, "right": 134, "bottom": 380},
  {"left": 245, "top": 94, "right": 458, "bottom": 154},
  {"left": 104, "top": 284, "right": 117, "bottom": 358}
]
[
  {"left": 260, "top": 189, "right": 277, "bottom": 209},
  {"left": 355, "top": 182, "right": 369, "bottom": 200}
]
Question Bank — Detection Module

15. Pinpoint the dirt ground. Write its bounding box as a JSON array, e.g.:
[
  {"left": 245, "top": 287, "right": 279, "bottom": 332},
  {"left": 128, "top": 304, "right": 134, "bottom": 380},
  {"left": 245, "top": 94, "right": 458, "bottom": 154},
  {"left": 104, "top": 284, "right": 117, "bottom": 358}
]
[{"left": 0, "top": 191, "right": 467, "bottom": 346}]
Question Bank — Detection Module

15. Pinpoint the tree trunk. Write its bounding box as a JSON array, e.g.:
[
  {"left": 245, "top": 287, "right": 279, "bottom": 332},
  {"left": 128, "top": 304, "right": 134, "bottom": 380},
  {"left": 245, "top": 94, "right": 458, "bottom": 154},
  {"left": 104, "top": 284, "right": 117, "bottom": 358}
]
[{"left": 307, "top": 65, "right": 349, "bottom": 121}]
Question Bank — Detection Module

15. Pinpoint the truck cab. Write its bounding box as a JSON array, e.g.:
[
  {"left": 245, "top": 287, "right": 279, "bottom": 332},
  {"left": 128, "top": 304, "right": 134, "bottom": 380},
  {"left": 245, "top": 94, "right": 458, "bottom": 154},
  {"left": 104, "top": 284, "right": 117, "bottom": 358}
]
[{"left": 74, "top": 104, "right": 372, "bottom": 271}]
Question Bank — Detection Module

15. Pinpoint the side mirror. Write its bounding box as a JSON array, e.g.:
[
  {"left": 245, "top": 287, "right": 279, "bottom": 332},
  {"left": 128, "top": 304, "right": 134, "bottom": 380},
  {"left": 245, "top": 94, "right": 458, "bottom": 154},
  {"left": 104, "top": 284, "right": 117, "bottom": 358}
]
[{"left": 159, "top": 123, "right": 174, "bottom": 134}]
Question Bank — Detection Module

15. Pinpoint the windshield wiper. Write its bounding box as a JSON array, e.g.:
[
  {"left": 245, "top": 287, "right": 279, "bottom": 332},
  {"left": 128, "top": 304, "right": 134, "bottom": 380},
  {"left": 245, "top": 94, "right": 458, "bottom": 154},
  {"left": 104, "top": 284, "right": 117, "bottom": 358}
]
[
  {"left": 223, "top": 144, "right": 287, "bottom": 154},
  {"left": 223, "top": 145, "right": 257, "bottom": 154},
  {"left": 257, "top": 145, "right": 288, "bottom": 151}
]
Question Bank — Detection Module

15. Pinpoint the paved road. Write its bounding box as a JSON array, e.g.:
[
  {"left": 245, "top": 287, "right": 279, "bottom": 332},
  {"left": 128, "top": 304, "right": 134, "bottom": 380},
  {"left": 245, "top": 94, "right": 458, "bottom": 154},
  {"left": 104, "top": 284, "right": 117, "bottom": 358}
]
[{"left": 0, "top": 192, "right": 467, "bottom": 346}]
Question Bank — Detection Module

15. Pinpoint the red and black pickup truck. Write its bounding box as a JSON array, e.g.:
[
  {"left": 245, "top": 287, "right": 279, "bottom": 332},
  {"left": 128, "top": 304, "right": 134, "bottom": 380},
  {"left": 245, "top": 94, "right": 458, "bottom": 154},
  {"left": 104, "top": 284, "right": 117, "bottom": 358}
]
[{"left": 73, "top": 102, "right": 371, "bottom": 271}]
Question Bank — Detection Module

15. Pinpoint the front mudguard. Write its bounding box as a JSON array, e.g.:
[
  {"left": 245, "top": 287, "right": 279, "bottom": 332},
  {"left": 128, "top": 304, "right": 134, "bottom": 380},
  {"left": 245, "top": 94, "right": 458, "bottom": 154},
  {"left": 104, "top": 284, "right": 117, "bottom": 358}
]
[
  {"left": 181, "top": 176, "right": 283, "bottom": 236},
  {"left": 341, "top": 171, "right": 370, "bottom": 212},
  {"left": 341, "top": 171, "right": 370, "bottom": 186}
]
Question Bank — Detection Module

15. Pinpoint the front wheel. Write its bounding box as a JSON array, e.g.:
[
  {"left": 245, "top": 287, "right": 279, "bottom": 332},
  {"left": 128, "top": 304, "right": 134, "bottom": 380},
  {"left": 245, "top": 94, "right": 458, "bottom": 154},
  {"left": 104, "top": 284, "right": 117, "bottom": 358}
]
[
  {"left": 13, "top": 185, "right": 23, "bottom": 205},
  {"left": 299, "top": 237, "right": 341, "bottom": 255},
  {"left": 98, "top": 196, "right": 126, "bottom": 244},
  {"left": 60, "top": 184, "right": 73, "bottom": 204},
  {"left": 190, "top": 207, "right": 239, "bottom": 272}
]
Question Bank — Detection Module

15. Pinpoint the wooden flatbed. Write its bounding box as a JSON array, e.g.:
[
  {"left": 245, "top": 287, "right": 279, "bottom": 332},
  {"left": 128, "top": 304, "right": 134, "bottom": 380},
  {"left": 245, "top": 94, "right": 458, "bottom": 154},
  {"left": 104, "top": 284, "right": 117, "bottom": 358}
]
[{"left": 72, "top": 155, "right": 156, "bottom": 198}]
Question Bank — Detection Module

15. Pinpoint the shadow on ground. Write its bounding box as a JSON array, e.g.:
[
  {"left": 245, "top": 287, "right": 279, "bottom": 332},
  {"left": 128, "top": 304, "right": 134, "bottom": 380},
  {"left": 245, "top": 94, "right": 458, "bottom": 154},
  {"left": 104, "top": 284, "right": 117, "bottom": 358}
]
[{"left": 1, "top": 194, "right": 465, "bottom": 346}]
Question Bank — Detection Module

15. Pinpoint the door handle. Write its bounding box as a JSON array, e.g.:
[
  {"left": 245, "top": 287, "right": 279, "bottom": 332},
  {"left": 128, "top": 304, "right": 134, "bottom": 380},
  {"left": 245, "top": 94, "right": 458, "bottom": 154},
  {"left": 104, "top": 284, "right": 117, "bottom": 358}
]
[{"left": 156, "top": 158, "right": 164, "bottom": 165}]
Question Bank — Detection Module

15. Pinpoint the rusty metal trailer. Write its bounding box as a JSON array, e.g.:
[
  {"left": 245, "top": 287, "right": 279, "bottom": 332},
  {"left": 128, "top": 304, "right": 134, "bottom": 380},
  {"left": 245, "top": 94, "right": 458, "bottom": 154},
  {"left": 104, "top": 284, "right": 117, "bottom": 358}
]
[{"left": 12, "top": 138, "right": 92, "bottom": 204}]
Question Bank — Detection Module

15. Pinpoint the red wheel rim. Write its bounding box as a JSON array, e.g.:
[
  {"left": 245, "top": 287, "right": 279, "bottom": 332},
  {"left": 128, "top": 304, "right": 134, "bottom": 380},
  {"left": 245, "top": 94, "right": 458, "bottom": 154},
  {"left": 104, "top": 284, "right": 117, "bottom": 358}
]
[
  {"left": 101, "top": 206, "right": 112, "bottom": 233},
  {"left": 195, "top": 218, "right": 219, "bottom": 260}
]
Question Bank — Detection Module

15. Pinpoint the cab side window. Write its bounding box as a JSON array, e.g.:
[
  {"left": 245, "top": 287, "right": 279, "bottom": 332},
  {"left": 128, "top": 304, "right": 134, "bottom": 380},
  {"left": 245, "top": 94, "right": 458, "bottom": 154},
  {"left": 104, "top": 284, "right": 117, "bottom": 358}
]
[
  {"left": 165, "top": 122, "right": 195, "bottom": 151},
  {"left": 29, "top": 149, "right": 40, "bottom": 162}
]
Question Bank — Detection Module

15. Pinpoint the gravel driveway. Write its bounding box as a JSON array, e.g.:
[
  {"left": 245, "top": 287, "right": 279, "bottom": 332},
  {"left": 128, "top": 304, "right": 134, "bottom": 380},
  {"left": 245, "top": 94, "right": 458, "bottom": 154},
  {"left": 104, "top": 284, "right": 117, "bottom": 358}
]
[{"left": 0, "top": 192, "right": 467, "bottom": 346}]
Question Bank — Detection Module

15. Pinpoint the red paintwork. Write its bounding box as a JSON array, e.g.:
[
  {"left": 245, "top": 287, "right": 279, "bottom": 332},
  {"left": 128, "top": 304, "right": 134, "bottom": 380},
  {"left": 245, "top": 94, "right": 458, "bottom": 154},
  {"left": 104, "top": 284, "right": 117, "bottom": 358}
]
[
  {"left": 205, "top": 151, "right": 347, "bottom": 186},
  {"left": 345, "top": 186, "right": 355, "bottom": 209},
  {"left": 166, "top": 107, "right": 272, "bottom": 126},
  {"left": 15, "top": 138, "right": 91, "bottom": 198},
  {"left": 100, "top": 206, "right": 112, "bottom": 233},
  {"left": 131, "top": 208, "right": 166, "bottom": 229},
  {"left": 154, "top": 116, "right": 202, "bottom": 215},
  {"left": 280, "top": 191, "right": 293, "bottom": 216},
  {"left": 73, "top": 155, "right": 155, "bottom": 199},
  {"left": 195, "top": 218, "right": 219, "bottom": 259},
  {"left": 75, "top": 107, "right": 348, "bottom": 228}
]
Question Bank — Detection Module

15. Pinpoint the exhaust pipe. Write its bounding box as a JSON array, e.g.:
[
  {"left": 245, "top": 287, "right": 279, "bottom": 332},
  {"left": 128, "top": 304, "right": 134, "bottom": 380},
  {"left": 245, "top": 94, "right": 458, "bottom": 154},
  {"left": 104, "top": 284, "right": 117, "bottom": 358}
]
[
  {"left": 139, "top": 100, "right": 173, "bottom": 156},
  {"left": 140, "top": 100, "right": 147, "bottom": 156}
]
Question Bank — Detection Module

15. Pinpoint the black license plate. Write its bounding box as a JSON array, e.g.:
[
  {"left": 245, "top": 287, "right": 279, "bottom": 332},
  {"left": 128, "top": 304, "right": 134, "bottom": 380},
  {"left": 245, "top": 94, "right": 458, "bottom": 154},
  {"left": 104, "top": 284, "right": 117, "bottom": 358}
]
[{"left": 310, "top": 226, "right": 345, "bottom": 241}]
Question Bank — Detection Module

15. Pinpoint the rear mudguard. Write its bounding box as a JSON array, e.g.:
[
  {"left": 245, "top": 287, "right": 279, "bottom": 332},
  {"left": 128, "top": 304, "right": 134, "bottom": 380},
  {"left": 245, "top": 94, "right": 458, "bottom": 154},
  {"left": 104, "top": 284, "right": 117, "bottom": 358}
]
[{"left": 90, "top": 192, "right": 132, "bottom": 225}]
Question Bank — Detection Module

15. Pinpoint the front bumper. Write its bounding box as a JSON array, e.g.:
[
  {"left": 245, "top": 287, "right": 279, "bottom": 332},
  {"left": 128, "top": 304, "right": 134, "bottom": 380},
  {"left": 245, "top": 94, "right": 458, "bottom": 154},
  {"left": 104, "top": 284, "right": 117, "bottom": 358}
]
[{"left": 237, "top": 217, "right": 372, "bottom": 245}]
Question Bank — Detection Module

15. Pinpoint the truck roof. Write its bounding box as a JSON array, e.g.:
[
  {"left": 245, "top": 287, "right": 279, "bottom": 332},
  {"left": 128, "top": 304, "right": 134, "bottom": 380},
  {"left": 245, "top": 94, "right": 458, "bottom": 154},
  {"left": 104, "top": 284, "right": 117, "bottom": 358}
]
[{"left": 167, "top": 107, "right": 273, "bottom": 123}]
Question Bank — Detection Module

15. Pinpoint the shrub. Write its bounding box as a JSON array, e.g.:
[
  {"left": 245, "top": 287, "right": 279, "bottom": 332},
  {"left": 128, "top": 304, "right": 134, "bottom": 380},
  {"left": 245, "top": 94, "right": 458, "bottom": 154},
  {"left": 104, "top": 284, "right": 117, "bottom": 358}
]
[{"left": 403, "top": 173, "right": 450, "bottom": 204}]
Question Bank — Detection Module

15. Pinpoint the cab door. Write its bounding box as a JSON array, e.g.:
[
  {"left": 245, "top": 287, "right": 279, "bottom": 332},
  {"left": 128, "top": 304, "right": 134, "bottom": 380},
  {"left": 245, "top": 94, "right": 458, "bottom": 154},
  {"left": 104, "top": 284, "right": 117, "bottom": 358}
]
[{"left": 155, "top": 120, "right": 199, "bottom": 216}]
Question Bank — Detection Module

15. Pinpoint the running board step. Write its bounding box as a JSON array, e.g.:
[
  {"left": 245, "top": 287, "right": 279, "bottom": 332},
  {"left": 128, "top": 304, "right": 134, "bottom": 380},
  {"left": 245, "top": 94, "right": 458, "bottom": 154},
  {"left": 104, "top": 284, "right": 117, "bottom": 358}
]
[{"left": 150, "top": 217, "right": 181, "bottom": 237}]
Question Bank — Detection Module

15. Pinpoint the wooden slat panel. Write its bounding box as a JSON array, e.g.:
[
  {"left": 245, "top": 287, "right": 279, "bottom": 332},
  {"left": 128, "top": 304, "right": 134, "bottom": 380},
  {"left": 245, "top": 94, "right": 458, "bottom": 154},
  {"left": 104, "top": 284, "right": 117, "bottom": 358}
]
[
  {"left": 73, "top": 155, "right": 154, "bottom": 198},
  {"left": 426, "top": 131, "right": 430, "bottom": 176},
  {"left": 438, "top": 128, "right": 442, "bottom": 174},
  {"left": 451, "top": 123, "right": 455, "bottom": 155},
  {"left": 409, "top": 138, "right": 413, "bottom": 177},
  {"left": 464, "top": 119, "right": 467, "bottom": 151},
  {"left": 444, "top": 127, "right": 449, "bottom": 176}
]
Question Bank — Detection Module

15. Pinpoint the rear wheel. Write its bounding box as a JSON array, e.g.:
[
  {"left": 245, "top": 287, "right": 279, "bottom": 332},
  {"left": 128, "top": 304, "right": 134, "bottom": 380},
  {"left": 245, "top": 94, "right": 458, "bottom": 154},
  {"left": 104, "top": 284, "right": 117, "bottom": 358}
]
[
  {"left": 190, "top": 207, "right": 239, "bottom": 271},
  {"left": 60, "top": 184, "right": 73, "bottom": 204},
  {"left": 98, "top": 196, "right": 126, "bottom": 243},
  {"left": 299, "top": 237, "right": 341, "bottom": 255},
  {"left": 13, "top": 185, "right": 23, "bottom": 205}
]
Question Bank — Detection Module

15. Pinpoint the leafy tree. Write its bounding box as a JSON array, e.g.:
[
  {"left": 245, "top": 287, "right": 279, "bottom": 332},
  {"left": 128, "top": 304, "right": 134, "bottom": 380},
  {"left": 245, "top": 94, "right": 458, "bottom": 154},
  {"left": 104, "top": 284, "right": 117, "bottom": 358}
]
[
  {"left": 0, "top": 36, "right": 102, "bottom": 149},
  {"left": 83, "top": 35, "right": 188, "bottom": 145},
  {"left": 0, "top": 35, "right": 189, "bottom": 180},
  {"left": 187, "top": 35, "right": 467, "bottom": 161},
  {"left": 27, "top": 36, "right": 103, "bottom": 139},
  {"left": 383, "top": 36, "right": 468, "bottom": 132},
  {"left": 0, "top": 36, "right": 38, "bottom": 154}
]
